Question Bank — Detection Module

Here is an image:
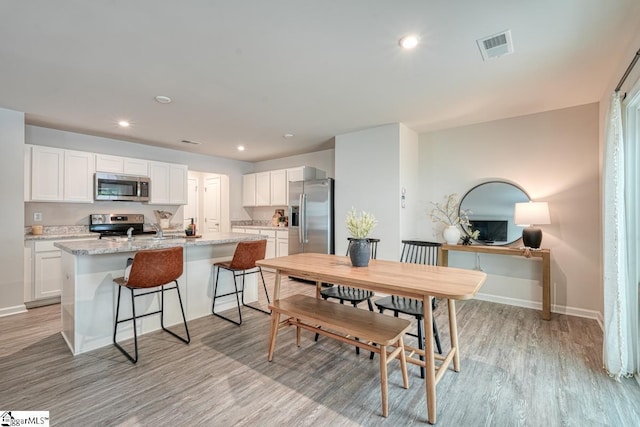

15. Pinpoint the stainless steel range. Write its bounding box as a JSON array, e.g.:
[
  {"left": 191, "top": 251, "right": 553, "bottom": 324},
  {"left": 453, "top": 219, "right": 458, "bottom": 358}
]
[{"left": 90, "top": 214, "right": 156, "bottom": 238}]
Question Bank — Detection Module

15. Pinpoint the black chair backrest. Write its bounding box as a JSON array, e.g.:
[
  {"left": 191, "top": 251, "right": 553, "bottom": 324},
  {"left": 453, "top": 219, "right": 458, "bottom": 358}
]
[
  {"left": 400, "top": 240, "right": 441, "bottom": 265},
  {"left": 346, "top": 237, "right": 380, "bottom": 260}
]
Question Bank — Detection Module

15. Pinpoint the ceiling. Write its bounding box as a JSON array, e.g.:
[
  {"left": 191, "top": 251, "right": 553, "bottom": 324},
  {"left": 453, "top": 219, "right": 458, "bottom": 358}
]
[{"left": 1, "top": 1, "right": 639, "bottom": 162}]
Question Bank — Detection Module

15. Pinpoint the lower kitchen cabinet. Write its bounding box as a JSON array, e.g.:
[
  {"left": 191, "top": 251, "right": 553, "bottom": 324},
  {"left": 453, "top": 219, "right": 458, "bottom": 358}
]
[
  {"left": 34, "top": 240, "right": 63, "bottom": 300},
  {"left": 25, "top": 237, "right": 98, "bottom": 305}
]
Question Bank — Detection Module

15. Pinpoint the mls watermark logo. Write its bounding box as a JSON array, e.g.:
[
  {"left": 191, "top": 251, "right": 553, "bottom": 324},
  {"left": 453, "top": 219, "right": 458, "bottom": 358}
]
[{"left": 1, "top": 411, "right": 49, "bottom": 426}]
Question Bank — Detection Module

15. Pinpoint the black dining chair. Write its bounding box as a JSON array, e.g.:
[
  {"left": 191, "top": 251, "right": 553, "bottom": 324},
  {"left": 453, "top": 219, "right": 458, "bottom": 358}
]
[
  {"left": 315, "top": 237, "right": 380, "bottom": 357},
  {"left": 374, "top": 240, "right": 443, "bottom": 378}
]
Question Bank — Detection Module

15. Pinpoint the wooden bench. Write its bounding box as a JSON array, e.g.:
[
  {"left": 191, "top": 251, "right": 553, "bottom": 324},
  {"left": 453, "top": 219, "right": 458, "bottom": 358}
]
[{"left": 268, "top": 294, "right": 411, "bottom": 417}]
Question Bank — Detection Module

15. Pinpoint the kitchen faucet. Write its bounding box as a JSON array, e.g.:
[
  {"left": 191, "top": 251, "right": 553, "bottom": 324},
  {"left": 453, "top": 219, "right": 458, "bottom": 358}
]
[
  {"left": 126, "top": 227, "right": 134, "bottom": 240},
  {"left": 153, "top": 224, "right": 164, "bottom": 239}
]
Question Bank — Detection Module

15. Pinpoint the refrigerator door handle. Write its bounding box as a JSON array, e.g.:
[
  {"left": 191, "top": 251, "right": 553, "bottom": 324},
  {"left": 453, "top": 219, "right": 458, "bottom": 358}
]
[
  {"left": 300, "top": 193, "right": 307, "bottom": 243},
  {"left": 298, "top": 193, "right": 305, "bottom": 243}
]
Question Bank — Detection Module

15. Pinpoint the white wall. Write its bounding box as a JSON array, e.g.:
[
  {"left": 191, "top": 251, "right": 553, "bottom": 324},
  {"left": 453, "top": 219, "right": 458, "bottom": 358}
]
[
  {"left": 25, "top": 126, "right": 254, "bottom": 223},
  {"left": 0, "top": 108, "right": 26, "bottom": 316},
  {"left": 335, "top": 124, "right": 404, "bottom": 260},
  {"left": 418, "top": 103, "right": 600, "bottom": 317}
]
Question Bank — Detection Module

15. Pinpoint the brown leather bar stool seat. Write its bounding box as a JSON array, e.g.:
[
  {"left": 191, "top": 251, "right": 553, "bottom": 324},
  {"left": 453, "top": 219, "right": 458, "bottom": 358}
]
[
  {"left": 212, "top": 239, "right": 271, "bottom": 325},
  {"left": 113, "top": 246, "right": 190, "bottom": 364}
]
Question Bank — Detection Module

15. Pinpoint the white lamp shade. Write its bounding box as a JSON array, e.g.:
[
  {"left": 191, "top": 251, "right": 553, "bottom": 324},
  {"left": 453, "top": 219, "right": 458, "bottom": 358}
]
[{"left": 514, "top": 202, "right": 550, "bottom": 226}]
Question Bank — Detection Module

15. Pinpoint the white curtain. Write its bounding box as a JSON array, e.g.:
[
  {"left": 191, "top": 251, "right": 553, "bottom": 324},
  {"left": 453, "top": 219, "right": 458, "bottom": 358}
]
[{"left": 603, "top": 91, "right": 634, "bottom": 380}]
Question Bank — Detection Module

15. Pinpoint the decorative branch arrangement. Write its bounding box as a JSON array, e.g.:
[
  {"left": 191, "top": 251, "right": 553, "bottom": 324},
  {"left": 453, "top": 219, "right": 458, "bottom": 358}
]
[{"left": 346, "top": 207, "right": 377, "bottom": 239}]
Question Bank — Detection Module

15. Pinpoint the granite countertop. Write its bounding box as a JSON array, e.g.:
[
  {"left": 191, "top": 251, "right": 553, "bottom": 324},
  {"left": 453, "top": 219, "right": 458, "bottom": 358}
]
[
  {"left": 26, "top": 232, "right": 100, "bottom": 241},
  {"left": 54, "top": 232, "right": 266, "bottom": 255},
  {"left": 236, "top": 225, "right": 288, "bottom": 231}
]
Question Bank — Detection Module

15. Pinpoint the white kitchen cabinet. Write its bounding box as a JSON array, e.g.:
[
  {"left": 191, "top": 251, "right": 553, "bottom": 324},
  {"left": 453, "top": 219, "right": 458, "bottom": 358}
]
[
  {"left": 24, "top": 145, "right": 32, "bottom": 201},
  {"left": 277, "top": 230, "right": 288, "bottom": 257},
  {"left": 30, "top": 146, "right": 94, "bottom": 203},
  {"left": 255, "top": 172, "right": 271, "bottom": 206},
  {"left": 34, "top": 240, "right": 63, "bottom": 300},
  {"left": 149, "top": 161, "right": 188, "bottom": 205},
  {"left": 261, "top": 230, "right": 277, "bottom": 259},
  {"left": 31, "top": 145, "right": 64, "bottom": 201},
  {"left": 169, "top": 163, "right": 188, "bottom": 204},
  {"left": 270, "top": 169, "right": 287, "bottom": 206},
  {"left": 95, "top": 154, "right": 123, "bottom": 173},
  {"left": 96, "top": 154, "right": 149, "bottom": 176},
  {"left": 242, "top": 174, "right": 256, "bottom": 206},
  {"left": 64, "top": 150, "right": 95, "bottom": 203},
  {"left": 231, "top": 227, "right": 245, "bottom": 233},
  {"left": 286, "top": 166, "right": 324, "bottom": 183},
  {"left": 27, "top": 237, "right": 98, "bottom": 304}
]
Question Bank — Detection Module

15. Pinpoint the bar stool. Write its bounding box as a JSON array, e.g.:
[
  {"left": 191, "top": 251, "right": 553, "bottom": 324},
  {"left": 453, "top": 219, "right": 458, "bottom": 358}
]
[
  {"left": 374, "top": 240, "right": 443, "bottom": 378},
  {"left": 113, "top": 246, "right": 190, "bottom": 364},
  {"left": 316, "top": 237, "right": 379, "bottom": 357},
  {"left": 212, "top": 239, "right": 271, "bottom": 325}
]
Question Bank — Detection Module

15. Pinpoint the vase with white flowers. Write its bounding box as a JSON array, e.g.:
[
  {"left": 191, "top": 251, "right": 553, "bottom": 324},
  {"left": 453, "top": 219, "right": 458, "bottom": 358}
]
[
  {"left": 346, "top": 207, "right": 377, "bottom": 267},
  {"left": 429, "top": 193, "right": 472, "bottom": 245}
]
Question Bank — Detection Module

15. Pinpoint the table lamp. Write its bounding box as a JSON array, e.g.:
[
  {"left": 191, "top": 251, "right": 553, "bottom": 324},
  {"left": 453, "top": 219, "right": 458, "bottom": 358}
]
[{"left": 514, "top": 201, "right": 550, "bottom": 249}]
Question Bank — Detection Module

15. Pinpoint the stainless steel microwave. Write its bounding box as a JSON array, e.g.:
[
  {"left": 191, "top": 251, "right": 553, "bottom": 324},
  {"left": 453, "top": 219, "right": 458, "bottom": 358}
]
[{"left": 94, "top": 172, "right": 150, "bottom": 202}]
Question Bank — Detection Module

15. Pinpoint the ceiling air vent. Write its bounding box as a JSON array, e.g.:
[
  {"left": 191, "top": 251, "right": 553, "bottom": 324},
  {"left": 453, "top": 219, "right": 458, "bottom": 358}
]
[{"left": 477, "top": 30, "right": 513, "bottom": 61}]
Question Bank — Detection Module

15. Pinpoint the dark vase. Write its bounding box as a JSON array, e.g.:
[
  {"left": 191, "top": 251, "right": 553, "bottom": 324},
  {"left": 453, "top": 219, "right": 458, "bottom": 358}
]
[{"left": 349, "top": 238, "right": 371, "bottom": 267}]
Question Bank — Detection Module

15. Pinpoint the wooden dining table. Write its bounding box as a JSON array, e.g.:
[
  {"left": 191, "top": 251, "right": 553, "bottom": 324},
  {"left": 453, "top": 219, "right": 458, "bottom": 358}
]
[{"left": 256, "top": 253, "right": 487, "bottom": 424}]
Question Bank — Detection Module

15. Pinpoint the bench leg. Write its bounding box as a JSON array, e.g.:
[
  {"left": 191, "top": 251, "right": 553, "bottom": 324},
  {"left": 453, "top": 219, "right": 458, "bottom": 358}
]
[
  {"left": 379, "top": 344, "right": 388, "bottom": 417},
  {"left": 296, "top": 319, "right": 301, "bottom": 347},
  {"left": 268, "top": 311, "right": 281, "bottom": 361}
]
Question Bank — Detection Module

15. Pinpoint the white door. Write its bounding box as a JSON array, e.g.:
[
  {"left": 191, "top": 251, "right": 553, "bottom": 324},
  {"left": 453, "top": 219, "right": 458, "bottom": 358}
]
[
  {"left": 184, "top": 176, "right": 199, "bottom": 230},
  {"left": 204, "top": 176, "right": 221, "bottom": 232}
]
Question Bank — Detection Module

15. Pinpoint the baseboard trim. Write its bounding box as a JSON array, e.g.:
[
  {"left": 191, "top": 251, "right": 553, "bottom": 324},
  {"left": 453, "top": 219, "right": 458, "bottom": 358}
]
[
  {"left": 475, "top": 293, "right": 601, "bottom": 321},
  {"left": 0, "top": 304, "right": 28, "bottom": 318}
]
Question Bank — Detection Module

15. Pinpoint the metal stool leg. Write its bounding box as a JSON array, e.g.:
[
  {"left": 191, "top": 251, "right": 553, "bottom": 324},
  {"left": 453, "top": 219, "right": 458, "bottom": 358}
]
[
  {"left": 211, "top": 266, "right": 244, "bottom": 325},
  {"left": 160, "top": 281, "right": 191, "bottom": 344},
  {"left": 113, "top": 286, "right": 139, "bottom": 364}
]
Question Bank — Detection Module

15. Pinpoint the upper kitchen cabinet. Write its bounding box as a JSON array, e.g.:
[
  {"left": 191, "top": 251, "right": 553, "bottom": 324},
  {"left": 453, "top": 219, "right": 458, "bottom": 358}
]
[
  {"left": 30, "top": 146, "right": 95, "bottom": 203},
  {"left": 30, "top": 145, "right": 64, "bottom": 201},
  {"left": 270, "top": 169, "right": 287, "bottom": 206},
  {"left": 95, "top": 153, "right": 148, "bottom": 176},
  {"left": 63, "top": 150, "right": 95, "bottom": 202},
  {"left": 242, "top": 166, "right": 327, "bottom": 207},
  {"left": 255, "top": 172, "right": 271, "bottom": 206},
  {"left": 24, "top": 145, "right": 32, "bottom": 201},
  {"left": 148, "top": 161, "right": 188, "bottom": 205},
  {"left": 243, "top": 174, "right": 256, "bottom": 206},
  {"left": 287, "top": 166, "right": 325, "bottom": 183}
]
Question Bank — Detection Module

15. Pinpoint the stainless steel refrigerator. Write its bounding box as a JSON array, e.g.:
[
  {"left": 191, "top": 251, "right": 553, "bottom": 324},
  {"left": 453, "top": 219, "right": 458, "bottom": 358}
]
[{"left": 288, "top": 178, "right": 334, "bottom": 255}]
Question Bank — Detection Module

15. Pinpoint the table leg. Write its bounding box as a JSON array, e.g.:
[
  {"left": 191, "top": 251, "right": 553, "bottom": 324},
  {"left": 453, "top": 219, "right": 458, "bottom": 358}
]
[
  {"left": 423, "top": 295, "right": 437, "bottom": 424},
  {"left": 448, "top": 299, "right": 460, "bottom": 372},
  {"left": 542, "top": 252, "right": 551, "bottom": 320},
  {"left": 273, "top": 270, "right": 282, "bottom": 301}
]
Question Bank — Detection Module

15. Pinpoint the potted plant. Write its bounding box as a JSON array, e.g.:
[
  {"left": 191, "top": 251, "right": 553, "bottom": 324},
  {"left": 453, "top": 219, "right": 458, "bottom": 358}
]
[
  {"left": 346, "top": 207, "right": 377, "bottom": 267},
  {"left": 429, "top": 193, "right": 471, "bottom": 245}
]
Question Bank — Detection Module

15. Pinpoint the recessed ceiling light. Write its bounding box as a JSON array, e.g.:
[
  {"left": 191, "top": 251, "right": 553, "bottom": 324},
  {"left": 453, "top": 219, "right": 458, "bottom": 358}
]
[
  {"left": 237, "top": 145, "right": 245, "bottom": 151},
  {"left": 399, "top": 35, "right": 419, "bottom": 50},
  {"left": 155, "top": 95, "right": 172, "bottom": 104},
  {"left": 283, "top": 133, "right": 294, "bottom": 139},
  {"left": 118, "top": 120, "right": 130, "bottom": 128},
  {"left": 181, "top": 139, "right": 201, "bottom": 145}
]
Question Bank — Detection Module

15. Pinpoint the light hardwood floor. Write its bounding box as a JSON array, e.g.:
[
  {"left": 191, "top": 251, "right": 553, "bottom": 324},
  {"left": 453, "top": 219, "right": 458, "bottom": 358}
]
[{"left": 1, "top": 273, "right": 639, "bottom": 426}]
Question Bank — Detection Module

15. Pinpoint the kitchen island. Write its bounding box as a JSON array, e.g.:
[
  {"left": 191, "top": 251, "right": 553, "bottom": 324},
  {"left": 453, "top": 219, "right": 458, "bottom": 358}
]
[{"left": 55, "top": 232, "right": 266, "bottom": 355}]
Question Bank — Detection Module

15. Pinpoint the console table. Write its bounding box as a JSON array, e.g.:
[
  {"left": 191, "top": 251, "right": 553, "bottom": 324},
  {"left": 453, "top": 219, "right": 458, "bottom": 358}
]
[{"left": 438, "top": 245, "right": 551, "bottom": 320}]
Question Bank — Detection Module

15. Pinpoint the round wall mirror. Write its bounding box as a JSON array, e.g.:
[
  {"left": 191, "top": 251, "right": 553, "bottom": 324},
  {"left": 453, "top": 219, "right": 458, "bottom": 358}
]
[{"left": 458, "top": 181, "right": 530, "bottom": 245}]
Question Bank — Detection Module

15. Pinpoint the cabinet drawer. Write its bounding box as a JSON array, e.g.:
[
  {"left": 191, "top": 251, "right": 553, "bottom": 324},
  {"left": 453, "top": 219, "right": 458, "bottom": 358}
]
[
  {"left": 34, "top": 240, "right": 60, "bottom": 252},
  {"left": 261, "top": 230, "right": 276, "bottom": 238}
]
